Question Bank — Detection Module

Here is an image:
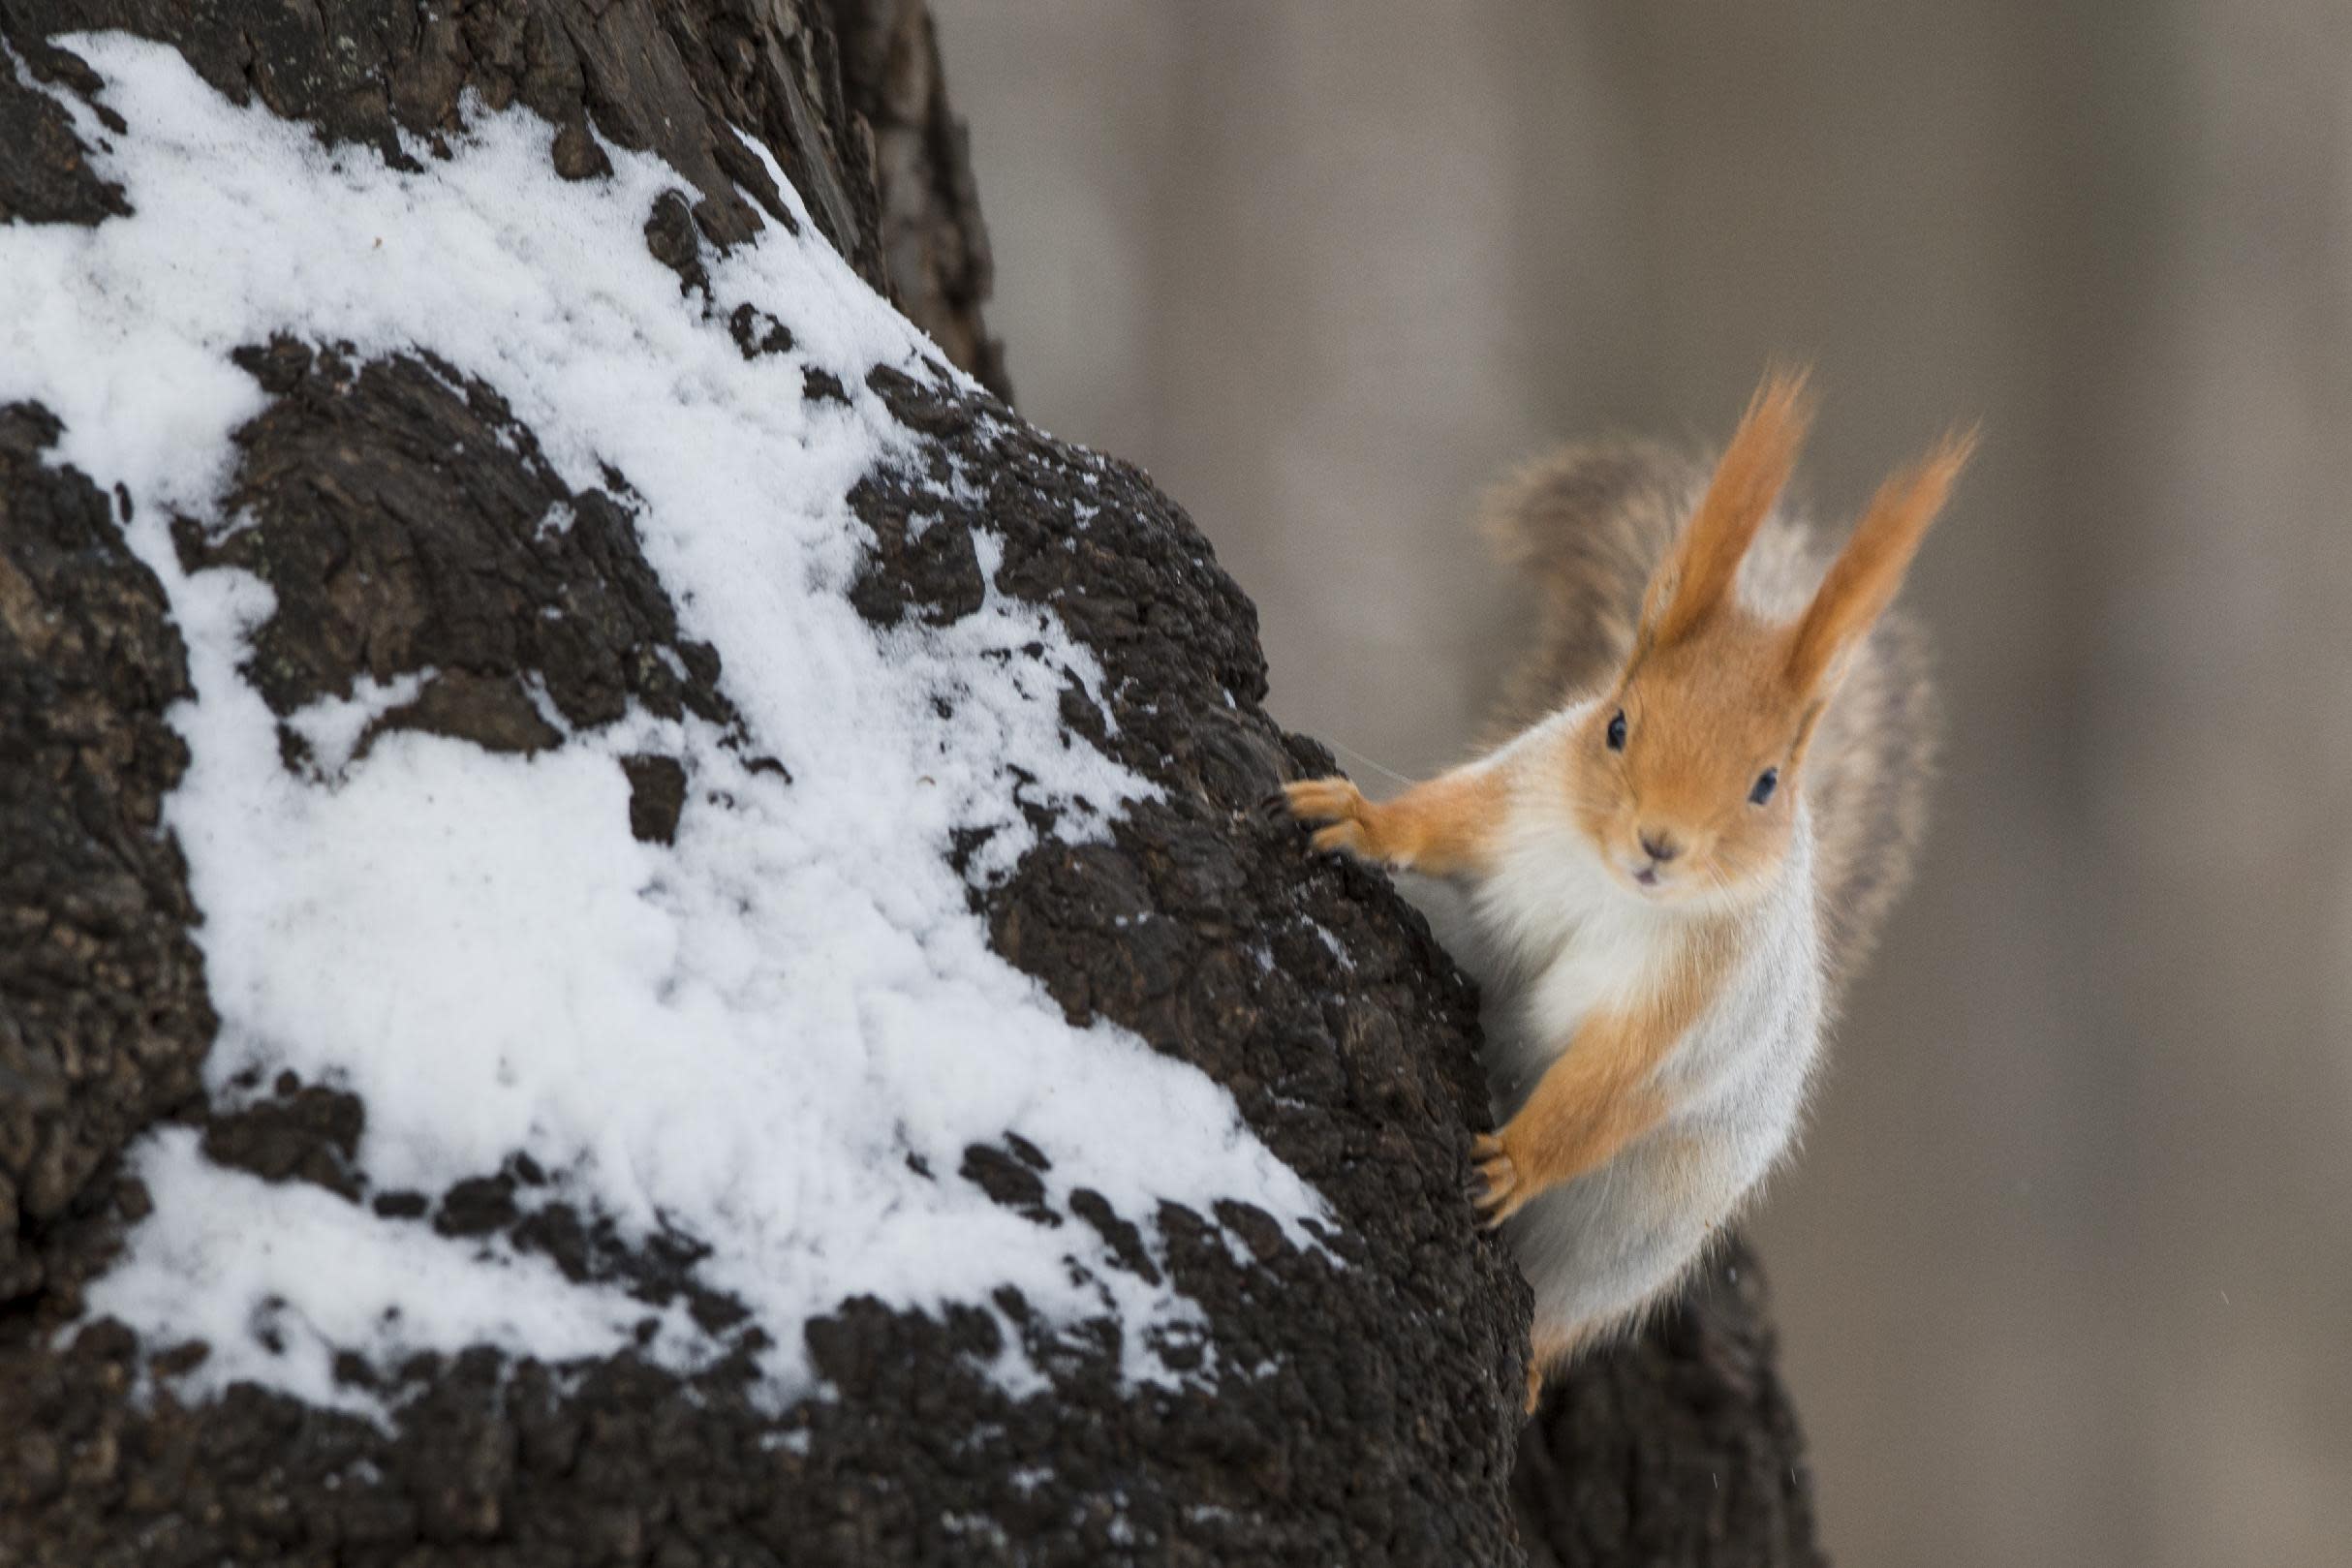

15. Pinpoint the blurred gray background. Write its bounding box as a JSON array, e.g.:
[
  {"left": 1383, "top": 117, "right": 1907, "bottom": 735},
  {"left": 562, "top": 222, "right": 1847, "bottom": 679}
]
[{"left": 930, "top": 4, "right": 2352, "bottom": 1564}]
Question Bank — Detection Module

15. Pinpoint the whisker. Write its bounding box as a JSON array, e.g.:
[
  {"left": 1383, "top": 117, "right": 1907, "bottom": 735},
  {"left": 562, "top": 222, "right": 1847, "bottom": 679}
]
[{"left": 1318, "top": 735, "right": 1418, "bottom": 790}]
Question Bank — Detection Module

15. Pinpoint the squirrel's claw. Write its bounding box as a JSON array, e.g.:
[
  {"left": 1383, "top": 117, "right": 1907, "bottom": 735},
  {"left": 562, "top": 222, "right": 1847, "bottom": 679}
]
[
  {"left": 1283, "top": 778, "right": 1377, "bottom": 860},
  {"left": 1470, "top": 1132, "right": 1527, "bottom": 1228},
  {"left": 1310, "top": 820, "right": 1368, "bottom": 856},
  {"left": 1283, "top": 776, "right": 1364, "bottom": 822}
]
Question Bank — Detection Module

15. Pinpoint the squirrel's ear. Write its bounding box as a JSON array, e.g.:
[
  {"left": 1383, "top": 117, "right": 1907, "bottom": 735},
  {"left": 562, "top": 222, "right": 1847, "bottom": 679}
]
[
  {"left": 1641, "top": 368, "right": 1814, "bottom": 651},
  {"left": 1784, "top": 425, "right": 1976, "bottom": 695}
]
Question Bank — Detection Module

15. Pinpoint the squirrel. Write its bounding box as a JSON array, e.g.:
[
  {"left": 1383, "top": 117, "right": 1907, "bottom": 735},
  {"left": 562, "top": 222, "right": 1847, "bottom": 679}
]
[{"left": 1284, "top": 370, "right": 1968, "bottom": 1410}]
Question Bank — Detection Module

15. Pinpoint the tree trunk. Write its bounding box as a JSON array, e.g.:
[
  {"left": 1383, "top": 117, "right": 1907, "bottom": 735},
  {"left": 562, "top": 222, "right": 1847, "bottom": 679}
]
[{"left": 0, "top": 3, "right": 1822, "bottom": 1563}]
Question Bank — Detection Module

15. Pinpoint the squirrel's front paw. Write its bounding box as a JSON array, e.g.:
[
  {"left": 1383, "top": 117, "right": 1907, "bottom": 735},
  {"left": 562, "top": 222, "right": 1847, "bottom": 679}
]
[
  {"left": 1470, "top": 1131, "right": 1532, "bottom": 1228},
  {"left": 1282, "top": 776, "right": 1379, "bottom": 859}
]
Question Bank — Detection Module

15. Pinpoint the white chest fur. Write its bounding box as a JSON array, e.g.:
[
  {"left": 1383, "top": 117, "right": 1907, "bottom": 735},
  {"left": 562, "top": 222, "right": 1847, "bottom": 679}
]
[
  {"left": 1435, "top": 704, "right": 1821, "bottom": 1125},
  {"left": 1427, "top": 708, "right": 1645, "bottom": 1091}
]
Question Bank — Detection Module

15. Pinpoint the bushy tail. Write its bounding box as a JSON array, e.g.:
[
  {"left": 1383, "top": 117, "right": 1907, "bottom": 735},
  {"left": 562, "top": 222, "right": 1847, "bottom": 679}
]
[
  {"left": 1479, "top": 438, "right": 1937, "bottom": 999},
  {"left": 1477, "top": 439, "right": 1695, "bottom": 734}
]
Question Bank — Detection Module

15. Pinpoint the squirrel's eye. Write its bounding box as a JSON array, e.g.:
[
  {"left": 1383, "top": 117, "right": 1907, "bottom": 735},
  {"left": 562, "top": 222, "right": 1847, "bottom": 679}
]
[
  {"left": 1749, "top": 767, "right": 1779, "bottom": 806},
  {"left": 1605, "top": 710, "right": 1627, "bottom": 752}
]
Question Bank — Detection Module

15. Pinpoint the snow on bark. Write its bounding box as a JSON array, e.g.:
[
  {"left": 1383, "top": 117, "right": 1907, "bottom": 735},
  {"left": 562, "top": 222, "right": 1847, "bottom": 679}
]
[
  {"left": 0, "top": 13, "right": 1532, "bottom": 1563},
  {"left": 3, "top": 35, "right": 1322, "bottom": 1417}
]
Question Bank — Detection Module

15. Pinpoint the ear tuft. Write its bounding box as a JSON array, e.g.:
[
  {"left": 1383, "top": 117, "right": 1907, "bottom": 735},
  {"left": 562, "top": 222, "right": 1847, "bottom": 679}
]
[
  {"left": 1785, "top": 422, "right": 1976, "bottom": 692},
  {"left": 1648, "top": 367, "right": 1816, "bottom": 648}
]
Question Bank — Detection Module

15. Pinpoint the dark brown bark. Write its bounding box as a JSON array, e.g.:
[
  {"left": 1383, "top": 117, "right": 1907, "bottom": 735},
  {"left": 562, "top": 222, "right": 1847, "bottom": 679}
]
[
  {"left": 0, "top": 3, "right": 1821, "bottom": 1563},
  {"left": 821, "top": 0, "right": 1010, "bottom": 399}
]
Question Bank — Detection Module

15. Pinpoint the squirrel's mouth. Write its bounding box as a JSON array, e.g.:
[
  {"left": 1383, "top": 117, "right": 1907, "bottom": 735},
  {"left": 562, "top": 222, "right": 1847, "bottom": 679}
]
[{"left": 1630, "top": 865, "right": 1663, "bottom": 889}]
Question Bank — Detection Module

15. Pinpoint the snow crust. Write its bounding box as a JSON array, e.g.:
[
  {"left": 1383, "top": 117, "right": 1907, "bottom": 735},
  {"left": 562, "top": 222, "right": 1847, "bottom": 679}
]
[{"left": 0, "top": 36, "right": 1326, "bottom": 1416}]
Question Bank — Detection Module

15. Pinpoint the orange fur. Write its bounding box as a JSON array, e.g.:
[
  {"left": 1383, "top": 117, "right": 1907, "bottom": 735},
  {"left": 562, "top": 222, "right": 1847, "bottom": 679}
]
[
  {"left": 1645, "top": 369, "right": 1814, "bottom": 650},
  {"left": 1569, "top": 607, "right": 1807, "bottom": 902},
  {"left": 1524, "top": 1320, "right": 1596, "bottom": 1413},
  {"left": 1563, "top": 396, "right": 1971, "bottom": 910},
  {"left": 1282, "top": 765, "right": 1509, "bottom": 879},
  {"left": 1785, "top": 426, "right": 1977, "bottom": 694},
  {"left": 1471, "top": 921, "right": 1733, "bottom": 1224}
]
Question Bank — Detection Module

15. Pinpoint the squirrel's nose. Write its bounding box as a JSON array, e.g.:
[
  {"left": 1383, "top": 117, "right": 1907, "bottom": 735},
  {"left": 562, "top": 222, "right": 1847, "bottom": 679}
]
[{"left": 1638, "top": 830, "right": 1681, "bottom": 863}]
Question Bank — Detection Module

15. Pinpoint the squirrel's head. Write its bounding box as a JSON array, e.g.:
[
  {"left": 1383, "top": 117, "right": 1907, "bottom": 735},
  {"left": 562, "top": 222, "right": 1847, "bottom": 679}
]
[{"left": 1569, "top": 370, "right": 1972, "bottom": 905}]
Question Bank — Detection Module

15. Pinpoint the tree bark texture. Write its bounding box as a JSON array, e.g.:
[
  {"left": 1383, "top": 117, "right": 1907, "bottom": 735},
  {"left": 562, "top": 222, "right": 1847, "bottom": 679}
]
[{"left": 0, "top": 3, "right": 1822, "bottom": 1563}]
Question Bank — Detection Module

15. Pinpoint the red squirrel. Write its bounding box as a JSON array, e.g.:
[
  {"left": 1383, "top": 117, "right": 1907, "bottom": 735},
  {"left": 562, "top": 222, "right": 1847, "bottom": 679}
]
[{"left": 1285, "top": 371, "right": 1968, "bottom": 1408}]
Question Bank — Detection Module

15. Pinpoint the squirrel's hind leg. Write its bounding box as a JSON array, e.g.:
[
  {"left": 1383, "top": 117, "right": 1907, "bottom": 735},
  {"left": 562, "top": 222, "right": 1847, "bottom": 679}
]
[{"left": 1524, "top": 1319, "right": 1598, "bottom": 1415}]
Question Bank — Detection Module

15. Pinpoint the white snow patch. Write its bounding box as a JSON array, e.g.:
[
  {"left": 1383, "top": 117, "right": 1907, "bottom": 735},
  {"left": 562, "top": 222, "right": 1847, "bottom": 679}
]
[
  {"left": 1, "top": 35, "right": 1328, "bottom": 1417},
  {"left": 283, "top": 669, "right": 431, "bottom": 779},
  {"left": 1305, "top": 918, "right": 1356, "bottom": 972},
  {"left": 102, "top": 1129, "right": 685, "bottom": 1422}
]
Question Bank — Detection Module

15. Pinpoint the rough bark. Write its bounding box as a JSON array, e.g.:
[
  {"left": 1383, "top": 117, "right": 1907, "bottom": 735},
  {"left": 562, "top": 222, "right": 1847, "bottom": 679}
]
[
  {"left": 820, "top": 0, "right": 1009, "bottom": 399},
  {"left": 0, "top": 3, "right": 1822, "bottom": 1563}
]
